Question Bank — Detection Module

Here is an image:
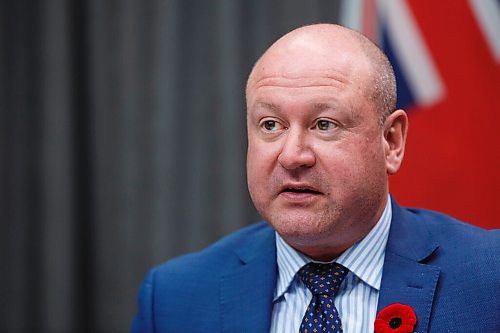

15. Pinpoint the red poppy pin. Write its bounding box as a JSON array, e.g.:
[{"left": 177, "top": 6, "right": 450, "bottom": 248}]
[{"left": 374, "top": 303, "right": 417, "bottom": 333}]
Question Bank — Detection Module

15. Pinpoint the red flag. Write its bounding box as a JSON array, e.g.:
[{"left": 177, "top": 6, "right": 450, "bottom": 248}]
[
  {"left": 342, "top": 0, "right": 500, "bottom": 229},
  {"left": 392, "top": 1, "right": 500, "bottom": 229}
]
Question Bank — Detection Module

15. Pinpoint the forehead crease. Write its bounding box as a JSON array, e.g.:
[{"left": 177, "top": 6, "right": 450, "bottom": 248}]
[
  {"left": 250, "top": 100, "right": 343, "bottom": 121},
  {"left": 253, "top": 73, "right": 349, "bottom": 89}
]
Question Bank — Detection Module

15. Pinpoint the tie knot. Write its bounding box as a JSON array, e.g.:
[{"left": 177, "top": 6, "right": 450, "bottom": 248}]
[{"left": 298, "top": 262, "right": 348, "bottom": 296}]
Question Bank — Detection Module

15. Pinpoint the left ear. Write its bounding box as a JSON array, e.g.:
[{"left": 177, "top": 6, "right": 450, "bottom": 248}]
[{"left": 383, "top": 109, "right": 408, "bottom": 175}]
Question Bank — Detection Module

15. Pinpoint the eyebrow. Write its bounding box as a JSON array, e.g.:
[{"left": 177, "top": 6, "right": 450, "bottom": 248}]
[
  {"left": 253, "top": 102, "right": 336, "bottom": 111},
  {"left": 312, "top": 102, "right": 336, "bottom": 112},
  {"left": 253, "top": 101, "right": 281, "bottom": 112}
]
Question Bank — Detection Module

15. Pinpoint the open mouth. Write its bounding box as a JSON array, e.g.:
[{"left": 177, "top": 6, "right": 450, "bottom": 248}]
[{"left": 281, "top": 187, "right": 322, "bottom": 195}]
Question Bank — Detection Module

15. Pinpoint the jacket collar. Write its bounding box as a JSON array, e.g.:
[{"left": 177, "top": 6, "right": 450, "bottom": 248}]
[
  {"left": 377, "top": 199, "right": 440, "bottom": 333},
  {"left": 220, "top": 223, "right": 277, "bottom": 333}
]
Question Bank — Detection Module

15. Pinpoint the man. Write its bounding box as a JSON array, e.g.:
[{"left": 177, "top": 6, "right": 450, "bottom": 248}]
[{"left": 131, "top": 24, "right": 499, "bottom": 333}]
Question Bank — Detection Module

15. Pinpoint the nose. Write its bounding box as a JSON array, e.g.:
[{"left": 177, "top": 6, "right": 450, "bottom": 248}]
[{"left": 277, "top": 129, "right": 316, "bottom": 170}]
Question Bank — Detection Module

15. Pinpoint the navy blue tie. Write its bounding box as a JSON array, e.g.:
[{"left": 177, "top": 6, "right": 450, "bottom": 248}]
[{"left": 298, "top": 262, "right": 348, "bottom": 333}]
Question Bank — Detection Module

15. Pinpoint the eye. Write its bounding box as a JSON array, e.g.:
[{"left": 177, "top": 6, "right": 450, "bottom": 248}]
[
  {"left": 315, "top": 119, "right": 337, "bottom": 131},
  {"left": 260, "top": 119, "right": 284, "bottom": 132}
]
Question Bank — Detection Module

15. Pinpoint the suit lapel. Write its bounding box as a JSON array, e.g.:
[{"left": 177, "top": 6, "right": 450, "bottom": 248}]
[
  {"left": 377, "top": 201, "right": 440, "bottom": 333},
  {"left": 220, "top": 225, "right": 277, "bottom": 333}
]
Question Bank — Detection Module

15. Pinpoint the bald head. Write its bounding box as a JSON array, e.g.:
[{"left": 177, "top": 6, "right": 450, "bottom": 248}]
[{"left": 246, "top": 24, "right": 396, "bottom": 124}]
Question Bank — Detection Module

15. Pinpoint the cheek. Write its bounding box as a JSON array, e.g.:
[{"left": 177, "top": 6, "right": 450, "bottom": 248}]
[
  {"left": 353, "top": 140, "right": 388, "bottom": 191},
  {"left": 321, "top": 137, "right": 386, "bottom": 183},
  {"left": 246, "top": 141, "right": 277, "bottom": 195},
  {"left": 247, "top": 136, "right": 281, "bottom": 172}
]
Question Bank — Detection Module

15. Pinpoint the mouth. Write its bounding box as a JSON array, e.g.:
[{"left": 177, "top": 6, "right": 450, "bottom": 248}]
[
  {"left": 281, "top": 187, "right": 322, "bottom": 194},
  {"left": 279, "top": 184, "right": 323, "bottom": 196}
]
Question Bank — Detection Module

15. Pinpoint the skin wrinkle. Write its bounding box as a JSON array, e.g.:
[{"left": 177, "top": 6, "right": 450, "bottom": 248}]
[
  {"left": 248, "top": 71, "right": 352, "bottom": 98},
  {"left": 251, "top": 73, "right": 350, "bottom": 88},
  {"left": 246, "top": 24, "right": 407, "bottom": 261}
]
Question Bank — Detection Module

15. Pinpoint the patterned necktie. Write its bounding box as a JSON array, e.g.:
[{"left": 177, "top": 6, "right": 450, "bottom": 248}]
[{"left": 298, "top": 262, "right": 348, "bottom": 333}]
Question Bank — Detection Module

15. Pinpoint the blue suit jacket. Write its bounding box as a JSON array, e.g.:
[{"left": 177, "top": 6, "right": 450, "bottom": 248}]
[{"left": 131, "top": 201, "right": 500, "bottom": 332}]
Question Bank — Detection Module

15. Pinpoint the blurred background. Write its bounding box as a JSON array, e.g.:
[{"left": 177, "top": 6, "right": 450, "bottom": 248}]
[{"left": 1, "top": 0, "right": 498, "bottom": 332}]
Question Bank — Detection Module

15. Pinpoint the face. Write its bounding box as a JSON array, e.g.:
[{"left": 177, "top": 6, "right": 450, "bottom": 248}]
[{"left": 246, "top": 34, "right": 391, "bottom": 259}]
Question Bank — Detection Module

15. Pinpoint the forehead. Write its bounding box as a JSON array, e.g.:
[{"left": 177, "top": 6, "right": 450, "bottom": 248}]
[
  {"left": 249, "top": 79, "right": 348, "bottom": 111},
  {"left": 248, "top": 82, "right": 365, "bottom": 127},
  {"left": 247, "top": 64, "right": 371, "bottom": 115},
  {"left": 247, "top": 35, "right": 373, "bottom": 105},
  {"left": 253, "top": 70, "right": 349, "bottom": 90}
]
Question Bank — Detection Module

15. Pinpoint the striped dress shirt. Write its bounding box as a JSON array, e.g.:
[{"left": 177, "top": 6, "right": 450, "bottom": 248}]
[{"left": 270, "top": 196, "right": 392, "bottom": 333}]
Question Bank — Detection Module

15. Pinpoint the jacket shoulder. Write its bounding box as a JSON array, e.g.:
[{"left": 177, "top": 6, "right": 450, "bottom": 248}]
[
  {"left": 390, "top": 206, "right": 500, "bottom": 332},
  {"left": 152, "top": 222, "right": 272, "bottom": 275},
  {"left": 404, "top": 207, "right": 500, "bottom": 248},
  {"left": 402, "top": 207, "right": 499, "bottom": 290},
  {"left": 131, "top": 222, "right": 274, "bottom": 332}
]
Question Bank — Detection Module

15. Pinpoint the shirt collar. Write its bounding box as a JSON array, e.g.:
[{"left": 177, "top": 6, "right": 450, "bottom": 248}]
[{"left": 273, "top": 196, "right": 392, "bottom": 301}]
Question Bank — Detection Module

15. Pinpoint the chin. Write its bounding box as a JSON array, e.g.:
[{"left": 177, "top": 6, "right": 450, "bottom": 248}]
[{"left": 271, "top": 214, "right": 338, "bottom": 243}]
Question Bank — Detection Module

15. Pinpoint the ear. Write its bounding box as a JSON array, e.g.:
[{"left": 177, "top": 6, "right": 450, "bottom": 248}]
[{"left": 383, "top": 109, "right": 408, "bottom": 175}]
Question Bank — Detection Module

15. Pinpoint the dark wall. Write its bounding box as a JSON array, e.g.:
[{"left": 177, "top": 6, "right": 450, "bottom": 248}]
[{"left": 0, "top": 1, "right": 342, "bottom": 332}]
